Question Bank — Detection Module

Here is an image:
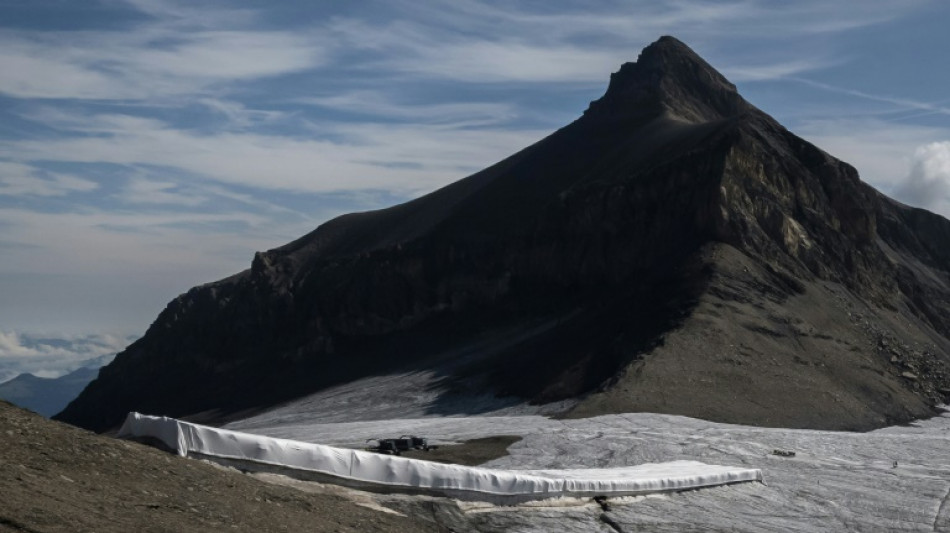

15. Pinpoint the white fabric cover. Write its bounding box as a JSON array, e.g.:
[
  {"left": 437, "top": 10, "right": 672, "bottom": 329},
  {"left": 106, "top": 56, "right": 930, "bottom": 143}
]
[{"left": 118, "top": 412, "right": 762, "bottom": 500}]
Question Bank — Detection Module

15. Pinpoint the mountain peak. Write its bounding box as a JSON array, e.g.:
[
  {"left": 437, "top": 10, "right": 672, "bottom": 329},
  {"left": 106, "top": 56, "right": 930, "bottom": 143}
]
[
  {"left": 57, "top": 36, "right": 950, "bottom": 434},
  {"left": 585, "top": 36, "right": 746, "bottom": 123},
  {"left": 638, "top": 35, "right": 702, "bottom": 60}
]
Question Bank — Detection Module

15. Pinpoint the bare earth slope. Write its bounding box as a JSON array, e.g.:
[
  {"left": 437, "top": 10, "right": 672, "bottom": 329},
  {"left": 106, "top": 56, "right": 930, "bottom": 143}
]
[
  {"left": 0, "top": 400, "right": 438, "bottom": 533},
  {"left": 57, "top": 36, "right": 950, "bottom": 432}
]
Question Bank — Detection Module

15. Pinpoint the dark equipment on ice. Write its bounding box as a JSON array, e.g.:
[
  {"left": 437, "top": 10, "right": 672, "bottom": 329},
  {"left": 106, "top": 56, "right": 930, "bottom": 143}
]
[
  {"left": 400, "top": 435, "right": 432, "bottom": 451},
  {"left": 366, "top": 435, "right": 437, "bottom": 455}
]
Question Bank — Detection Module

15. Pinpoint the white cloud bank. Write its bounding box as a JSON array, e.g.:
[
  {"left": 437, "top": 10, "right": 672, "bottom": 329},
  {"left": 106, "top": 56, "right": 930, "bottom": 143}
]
[
  {"left": 796, "top": 118, "right": 937, "bottom": 181},
  {"left": 0, "top": 331, "right": 133, "bottom": 383},
  {"left": 895, "top": 142, "right": 950, "bottom": 216}
]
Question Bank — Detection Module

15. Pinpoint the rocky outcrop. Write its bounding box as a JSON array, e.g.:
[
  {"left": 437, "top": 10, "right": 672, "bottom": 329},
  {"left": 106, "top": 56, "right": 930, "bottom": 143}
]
[{"left": 57, "top": 36, "right": 950, "bottom": 432}]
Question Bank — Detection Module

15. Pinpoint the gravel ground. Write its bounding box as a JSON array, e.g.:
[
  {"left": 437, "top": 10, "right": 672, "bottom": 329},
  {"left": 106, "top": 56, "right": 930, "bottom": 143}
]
[{"left": 0, "top": 400, "right": 441, "bottom": 533}]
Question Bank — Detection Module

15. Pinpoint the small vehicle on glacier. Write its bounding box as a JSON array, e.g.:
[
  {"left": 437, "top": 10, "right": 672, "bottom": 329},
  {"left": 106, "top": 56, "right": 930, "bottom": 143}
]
[{"left": 366, "top": 435, "right": 435, "bottom": 455}]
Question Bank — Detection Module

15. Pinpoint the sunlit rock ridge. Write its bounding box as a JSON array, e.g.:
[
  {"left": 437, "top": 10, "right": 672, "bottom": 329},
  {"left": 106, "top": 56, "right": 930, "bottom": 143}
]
[{"left": 58, "top": 36, "right": 950, "bottom": 432}]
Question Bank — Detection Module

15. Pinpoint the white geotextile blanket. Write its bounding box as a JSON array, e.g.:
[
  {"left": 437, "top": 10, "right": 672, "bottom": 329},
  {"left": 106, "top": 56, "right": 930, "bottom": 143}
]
[{"left": 118, "top": 412, "right": 762, "bottom": 499}]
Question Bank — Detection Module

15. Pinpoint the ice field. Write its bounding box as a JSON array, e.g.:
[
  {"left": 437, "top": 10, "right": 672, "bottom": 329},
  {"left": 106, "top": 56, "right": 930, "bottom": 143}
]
[{"left": 217, "top": 371, "right": 950, "bottom": 531}]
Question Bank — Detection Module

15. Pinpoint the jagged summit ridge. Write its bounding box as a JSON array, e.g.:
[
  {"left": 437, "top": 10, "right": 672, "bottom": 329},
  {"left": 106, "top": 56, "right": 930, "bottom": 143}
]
[{"left": 585, "top": 36, "right": 748, "bottom": 123}]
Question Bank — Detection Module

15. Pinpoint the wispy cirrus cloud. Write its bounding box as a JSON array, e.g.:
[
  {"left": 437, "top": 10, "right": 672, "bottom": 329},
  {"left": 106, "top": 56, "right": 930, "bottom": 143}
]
[
  {"left": 0, "top": 23, "right": 327, "bottom": 100},
  {"left": 0, "top": 162, "right": 98, "bottom": 197},
  {"left": 117, "top": 0, "right": 257, "bottom": 28},
  {"left": 118, "top": 176, "right": 205, "bottom": 206},
  {"left": 723, "top": 58, "right": 841, "bottom": 82},
  {"left": 295, "top": 91, "right": 516, "bottom": 126},
  {"left": 383, "top": 0, "right": 921, "bottom": 45},
  {"left": 336, "top": 26, "right": 625, "bottom": 84},
  {"left": 2, "top": 109, "right": 547, "bottom": 195},
  {"left": 0, "top": 206, "right": 278, "bottom": 274},
  {"left": 790, "top": 78, "right": 950, "bottom": 118},
  {"left": 198, "top": 98, "right": 288, "bottom": 130},
  {"left": 327, "top": 0, "right": 924, "bottom": 85}
]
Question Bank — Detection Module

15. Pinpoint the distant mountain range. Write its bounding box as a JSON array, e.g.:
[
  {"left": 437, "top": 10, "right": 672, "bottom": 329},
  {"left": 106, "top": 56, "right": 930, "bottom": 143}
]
[
  {"left": 58, "top": 36, "right": 950, "bottom": 432},
  {"left": 1, "top": 355, "right": 112, "bottom": 417}
]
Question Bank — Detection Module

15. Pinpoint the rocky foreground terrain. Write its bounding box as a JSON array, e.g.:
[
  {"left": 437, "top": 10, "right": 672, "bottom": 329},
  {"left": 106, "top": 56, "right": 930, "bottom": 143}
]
[
  {"left": 0, "top": 400, "right": 445, "bottom": 532},
  {"left": 59, "top": 36, "right": 950, "bottom": 433}
]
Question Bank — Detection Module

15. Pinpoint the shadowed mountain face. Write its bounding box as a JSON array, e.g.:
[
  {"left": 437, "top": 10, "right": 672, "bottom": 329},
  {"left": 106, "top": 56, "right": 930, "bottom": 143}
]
[{"left": 57, "top": 37, "right": 950, "bottom": 432}]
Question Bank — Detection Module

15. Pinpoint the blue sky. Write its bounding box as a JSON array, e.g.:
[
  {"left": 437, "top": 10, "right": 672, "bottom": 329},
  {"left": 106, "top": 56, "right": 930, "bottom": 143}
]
[{"left": 1, "top": 0, "right": 950, "bottom": 381}]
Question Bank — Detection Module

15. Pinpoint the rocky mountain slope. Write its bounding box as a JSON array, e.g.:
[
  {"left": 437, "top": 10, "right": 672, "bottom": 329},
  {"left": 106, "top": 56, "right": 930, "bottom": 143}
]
[{"left": 57, "top": 36, "right": 950, "bottom": 432}]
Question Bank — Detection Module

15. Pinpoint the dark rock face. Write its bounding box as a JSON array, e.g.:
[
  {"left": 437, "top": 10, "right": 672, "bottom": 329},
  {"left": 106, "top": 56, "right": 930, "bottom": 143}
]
[{"left": 57, "top": 37, "right": 950, "bottom": 432}]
